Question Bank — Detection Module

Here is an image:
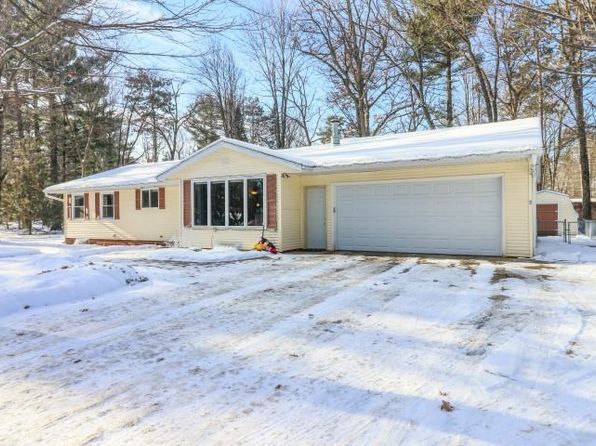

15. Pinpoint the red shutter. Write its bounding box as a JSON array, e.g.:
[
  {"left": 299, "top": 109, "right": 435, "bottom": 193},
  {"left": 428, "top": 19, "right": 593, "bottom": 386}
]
[
  {"left": 94, "top": 192, "right": 100, "bottom": 219},
  {"left": 266, "top": 174, "right": 277, "bottom": 230},
  {"left": 183, "top": 180, "right": 191, "bottom": 227},
  {"left": 84, "top": 193, "right": 90, "bottom": 220},
  {"left": 114, "top": 191, "right": 120, "bottom": 220},
  {"left": 159, "top": 187, "right": 166, "bottom": 209},
  {"left": 135, "top": 189, "right": 141, "bottom": 210},
  {"left": 66, "top": 194, "right": 72, "bottom": 220}
]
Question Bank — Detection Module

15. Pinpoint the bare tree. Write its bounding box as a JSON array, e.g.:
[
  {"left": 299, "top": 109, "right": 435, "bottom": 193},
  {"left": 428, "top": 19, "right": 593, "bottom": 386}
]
[
  {"left": 247, "top": 1, "right": 303, "bottom": 148},
  {"left": 194, "top": 42, "right": 246, "bottom": 140},
  {"left": 297, "top": 0, "right": 404, "bottom": 136}
]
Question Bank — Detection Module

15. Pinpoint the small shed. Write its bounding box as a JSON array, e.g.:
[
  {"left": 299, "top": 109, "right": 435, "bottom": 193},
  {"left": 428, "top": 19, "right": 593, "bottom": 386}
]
[{"left": 536, "top": 190, "right": 578, "bottom": 236}]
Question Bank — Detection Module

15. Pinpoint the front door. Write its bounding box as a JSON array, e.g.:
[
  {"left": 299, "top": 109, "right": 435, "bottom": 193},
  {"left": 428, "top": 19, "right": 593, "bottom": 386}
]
[{"left": 306, "top": 187, "right": 326, "bottom": 250}]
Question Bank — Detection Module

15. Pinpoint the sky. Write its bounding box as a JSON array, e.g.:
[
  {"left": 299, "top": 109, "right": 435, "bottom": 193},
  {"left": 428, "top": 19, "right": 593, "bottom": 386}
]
[{"left": 105, "top": 0, "right": 324, "bottom": 111}]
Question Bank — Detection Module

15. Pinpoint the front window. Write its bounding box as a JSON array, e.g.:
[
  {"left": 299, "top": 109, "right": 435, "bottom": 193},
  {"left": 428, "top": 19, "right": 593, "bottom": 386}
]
[
  {"left": 247, "top": 179, "right": 263, "bottom": 226},
  {"left": 192, "top": 178, "right": 264, "bottom": 227},
  {"left": 102, "top": 193, "right": 114, "bottom": 218},
  {"left": 210, "top": 181, "right": 226, "bottom": 226},
  {"left": 193, "top": 183, "right": 208, "bottom": 226},
  {"left": 228, "top": 180, "right": 244, "bottom": 226},
  {"left": 142, "top": 188, "right": 159, "bottom": 208},
  {"left": 73, "top": 195, "right": 84, "bottom": 219}
]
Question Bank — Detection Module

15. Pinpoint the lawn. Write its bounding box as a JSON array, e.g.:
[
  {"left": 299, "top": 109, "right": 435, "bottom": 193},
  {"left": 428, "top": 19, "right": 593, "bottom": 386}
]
[{"left": 1, "top": 232, "right": 595, "bottom": 445}]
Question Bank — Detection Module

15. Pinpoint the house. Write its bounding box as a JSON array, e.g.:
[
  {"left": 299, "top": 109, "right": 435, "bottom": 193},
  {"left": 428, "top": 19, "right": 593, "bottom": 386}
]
[
  {"left": 536, "top": 190, "right": 579, "bottom": 236},
  {"left": 44, "top": 118, "right": 542, "bottom": 257}
]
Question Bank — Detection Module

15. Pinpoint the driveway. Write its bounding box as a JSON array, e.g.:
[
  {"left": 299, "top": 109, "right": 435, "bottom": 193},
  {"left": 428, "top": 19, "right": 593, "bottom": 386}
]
[{"left": 0, "top": 238, "right": 595, "bottom": 445}]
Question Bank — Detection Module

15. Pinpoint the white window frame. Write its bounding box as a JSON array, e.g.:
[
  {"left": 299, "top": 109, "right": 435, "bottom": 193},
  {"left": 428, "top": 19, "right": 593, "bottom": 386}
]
[
  {"left": 101, "top": 192, "right": 115, "bottom": 219},
  {"left": 141, "top": 187, "right": 159, "bottom": 208},
  {"left": 191, "top": 176, "right": 266, "bottom": 228},
  {"left": 72, "top": 194, "right": 85, "bottom": 219}
]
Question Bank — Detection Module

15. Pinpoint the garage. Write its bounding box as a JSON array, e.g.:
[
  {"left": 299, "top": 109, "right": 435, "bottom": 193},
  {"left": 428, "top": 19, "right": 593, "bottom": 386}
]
[{"left": 334, "top": 176, "right": 503, "bottom": 255}]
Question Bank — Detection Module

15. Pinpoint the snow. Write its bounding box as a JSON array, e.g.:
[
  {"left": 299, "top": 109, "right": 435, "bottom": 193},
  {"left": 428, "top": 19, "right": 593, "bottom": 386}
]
[
  {"left": 43, "top": 160, "right": 181, "bottom": 194},
  {"left": 534, "top": 235, "right": 596, "bottom": 263},
  {"left": 284, "top": 117, "right": 542, "bottom": 169},
  {"left": 47, "top": 119, "right": 541, "bottom": 194},
  {"left": 1, "top": 232, "right": 596, "bottom": 445},
  {"left": 161, "top": 117, "right": 542, "bottom": 178}
]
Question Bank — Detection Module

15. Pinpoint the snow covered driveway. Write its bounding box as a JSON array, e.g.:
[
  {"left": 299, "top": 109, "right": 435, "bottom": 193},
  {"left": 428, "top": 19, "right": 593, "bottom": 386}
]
[{"left": 1, "top": 236, "right": 596, "bottom": 445}]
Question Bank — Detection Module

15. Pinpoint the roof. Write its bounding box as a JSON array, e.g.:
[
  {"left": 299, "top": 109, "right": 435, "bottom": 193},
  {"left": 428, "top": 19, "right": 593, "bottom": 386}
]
[
  {"left": 44, "top": 160, "right": 181, "bottom": 194},
  {"left": 285, "top": 117, "right": 542, "bottom": 169},
  {"left": 158, "top": 117, "right": 542, "bottom": 179},
  {"left": 46, "top": 118, "right": 542, "bottom": 193},
  {"left": 537, "top": 190, "right": 571, "bottom": 198}
]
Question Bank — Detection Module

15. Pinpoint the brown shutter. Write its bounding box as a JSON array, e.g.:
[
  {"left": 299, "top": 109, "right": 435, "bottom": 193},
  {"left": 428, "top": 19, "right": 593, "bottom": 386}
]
[
  {"left": 94, "top": 192, "right": 100, "bottom": 219},
  {"left": 66, "top": 194, "right": 72, "bottom": 220},
  {"left": 266, "top": 174, "right": 277, "bottom": 230},
  {"left": 84, "top": 193, "right": 90, "bottom": 220},
  {"left": 135, "top": 188, "right": 141, "bottom": 210},
  {"left": 114, "top": 191, "right": 120, "bottom": 220},
  {"left": 158, "top": 187, "right": 166, "bottom": 209},
  {"left": 183, "top": 180, "right": 191, "bottom": 227}
]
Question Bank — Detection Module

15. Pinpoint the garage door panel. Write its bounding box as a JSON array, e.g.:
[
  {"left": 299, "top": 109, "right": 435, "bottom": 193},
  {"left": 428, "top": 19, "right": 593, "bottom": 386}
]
[{"left": 335, "top": 177, "right": 502, "bottom": 255}]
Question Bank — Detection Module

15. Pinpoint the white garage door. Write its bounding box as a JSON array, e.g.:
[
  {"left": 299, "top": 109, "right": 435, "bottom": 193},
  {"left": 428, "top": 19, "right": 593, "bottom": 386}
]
[{"left": 335, "top": 177, "right": 502, "bottom": 255}]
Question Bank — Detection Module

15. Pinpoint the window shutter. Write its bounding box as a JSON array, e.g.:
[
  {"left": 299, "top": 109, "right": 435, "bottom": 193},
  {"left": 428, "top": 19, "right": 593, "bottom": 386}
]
[
  {"left": 159, "top": 187, "right": 166, "bottom": 209},
  {"left": 183, "top": 180, "right": 191, "bottom": 227},
  {"left": 135, "top": 189, "right": 141, "bottom": 210},
  {"left": 266, "top": 174, "right": 277, "bottom": 230},
  {"left": 114, "top": 191, "right": 120, "bottom": 220},
  {"left": 66, "top": 194, "right": 72, "bottom": 220},
  {"left": 94, "top": 192, "right": 100, "bottom": 219},
  {"left": 84, "top": 193, "right": 90, "bottom": 220}
]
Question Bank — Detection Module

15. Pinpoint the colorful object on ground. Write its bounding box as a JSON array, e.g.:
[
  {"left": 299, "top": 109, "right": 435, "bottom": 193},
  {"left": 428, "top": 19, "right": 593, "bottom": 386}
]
[{"left": 254, "top": 237, "right": 278, "bottom": 254}]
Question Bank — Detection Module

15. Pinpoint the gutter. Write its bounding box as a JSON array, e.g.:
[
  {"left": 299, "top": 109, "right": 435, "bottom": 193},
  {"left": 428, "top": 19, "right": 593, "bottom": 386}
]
[
  {"left": 44, "top": 192, "right": 64, "bottom": 203},
  {"left": 298, "top": 149, "right": 543, "bottom": 175}
]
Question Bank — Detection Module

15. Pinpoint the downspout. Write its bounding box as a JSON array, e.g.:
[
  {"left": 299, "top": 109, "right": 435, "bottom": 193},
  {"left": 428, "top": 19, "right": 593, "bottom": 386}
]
[{"left": 529, "top": 154, "right": 539, "bottom": 256}]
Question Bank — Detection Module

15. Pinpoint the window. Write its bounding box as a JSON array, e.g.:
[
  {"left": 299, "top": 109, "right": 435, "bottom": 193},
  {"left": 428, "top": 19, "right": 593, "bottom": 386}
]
[
  {"left": 102, "top": 193, "right": 114, "bottom": 218},
  {"left": 192, "top": 178, "right": 264, "bottom": 227},
  {"left": 142, "top": 188, "right": 159, "bottom": 208},
  {"left": 247, "top": 179, "right": 263, "bottom": 226},
  {"left": 228, "top": 180, "right": 244, "bottom": 226},
  {"left": 73, "top": 195, "right": 84, "bottom": 219},
  {"left": 210, "top": 181, "right": 226, "bottom": 226},
  {"left": 193, "top": 183, "right": 207, "bottom": 226}
]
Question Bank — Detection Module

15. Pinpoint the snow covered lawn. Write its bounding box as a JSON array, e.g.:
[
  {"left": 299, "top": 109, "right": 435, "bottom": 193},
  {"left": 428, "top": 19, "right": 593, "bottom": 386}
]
[{"left": 1, "top": 235, "right": 596, "bottom": 445}]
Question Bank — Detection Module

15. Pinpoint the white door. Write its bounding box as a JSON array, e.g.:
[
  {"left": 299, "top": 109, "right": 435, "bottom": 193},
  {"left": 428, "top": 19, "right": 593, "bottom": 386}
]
[
  {"left": 335, "top": 177, "right": 502, "bottom": 255},
  {"left": 306, "top": 187, "right": 326, "bottom": 249}
]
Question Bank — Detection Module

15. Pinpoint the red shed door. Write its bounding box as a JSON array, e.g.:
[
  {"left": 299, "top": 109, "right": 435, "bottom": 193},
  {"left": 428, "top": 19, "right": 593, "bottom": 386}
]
[{"left": 537, "top": 204, "right": 558, "bottom": 236}]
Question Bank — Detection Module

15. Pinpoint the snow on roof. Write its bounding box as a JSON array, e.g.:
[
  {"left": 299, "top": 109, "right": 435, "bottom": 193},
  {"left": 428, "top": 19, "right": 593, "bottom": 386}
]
[
  {"left": 44, "top": 160, "right": 182, "bottom": 194},
  {"left": 47, "top": 118, "right": 542, "bottom": 193},
  {"left": 283, "top": 117, "right": 542, "bottom": 169}
]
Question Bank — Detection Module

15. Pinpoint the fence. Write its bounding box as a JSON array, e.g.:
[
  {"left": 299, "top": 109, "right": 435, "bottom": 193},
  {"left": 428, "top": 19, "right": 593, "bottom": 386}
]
[
  {"left": 579, "top": 219, "right": 596, "bottom": 239},
  {"left": 538, "top": 219, "right": 576, "bottom": 244}
]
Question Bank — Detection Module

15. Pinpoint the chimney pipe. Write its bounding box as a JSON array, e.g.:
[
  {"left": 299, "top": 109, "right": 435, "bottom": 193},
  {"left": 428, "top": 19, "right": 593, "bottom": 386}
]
[{"left": 331, "top": 118, "right": 340, "bottom": 145}]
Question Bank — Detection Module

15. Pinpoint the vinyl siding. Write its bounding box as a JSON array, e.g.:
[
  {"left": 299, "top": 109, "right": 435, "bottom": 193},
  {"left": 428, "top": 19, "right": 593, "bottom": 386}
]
[
  {"left": 61, "top": 149, "right": 535, "bottom": 257},
  {"left": 297, "top": 159, "right": 534, "bottom": 257},
  {"left": 166, "top": 147, "right": 297, "bottom": 250},
  {"left": 64, "top": 186, "right": 179, "bottom": 242}
]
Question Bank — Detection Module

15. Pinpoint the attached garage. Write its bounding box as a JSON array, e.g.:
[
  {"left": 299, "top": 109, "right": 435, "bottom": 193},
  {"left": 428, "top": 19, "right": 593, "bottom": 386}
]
[{"left": 334, "top": 176, "right": 503, "bottom": 255}]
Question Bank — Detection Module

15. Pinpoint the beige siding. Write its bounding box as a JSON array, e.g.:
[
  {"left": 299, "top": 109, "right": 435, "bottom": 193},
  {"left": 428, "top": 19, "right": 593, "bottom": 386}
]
[
  {"left": 170, "top": 147, "right": 298, "bottom": 250},
  {"left": 64, "top": 186, "right": 179, "bottom": 242},
  {"left": 297, "top": 159, "right": 534, "bottom": 257},
  {"left": 280, "top": 174, "right": 303, "bottom": 250},
  {"left": 61, "top": 146, "right": 535, "bottom": 256}
]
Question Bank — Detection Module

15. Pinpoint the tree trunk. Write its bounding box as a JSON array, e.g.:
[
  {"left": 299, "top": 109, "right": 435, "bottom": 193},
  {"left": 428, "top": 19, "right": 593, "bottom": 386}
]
[
  {"left": 0, "top": 93, "right": 5, "bottom": 217},
  {"left": 445, "top": 52, "right": 453, "bottom": 127},
  {"left": 571, "top": 71, "right": 592, "bottom": 219},
  {"left": 48, "top": 95, "right": 58, "bottom": 184}
]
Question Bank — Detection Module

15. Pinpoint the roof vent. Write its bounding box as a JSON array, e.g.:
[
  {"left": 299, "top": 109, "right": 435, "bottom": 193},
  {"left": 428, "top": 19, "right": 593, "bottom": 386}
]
[{"left": 331, "top": 118, "right": 340, "bottom": 145}]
